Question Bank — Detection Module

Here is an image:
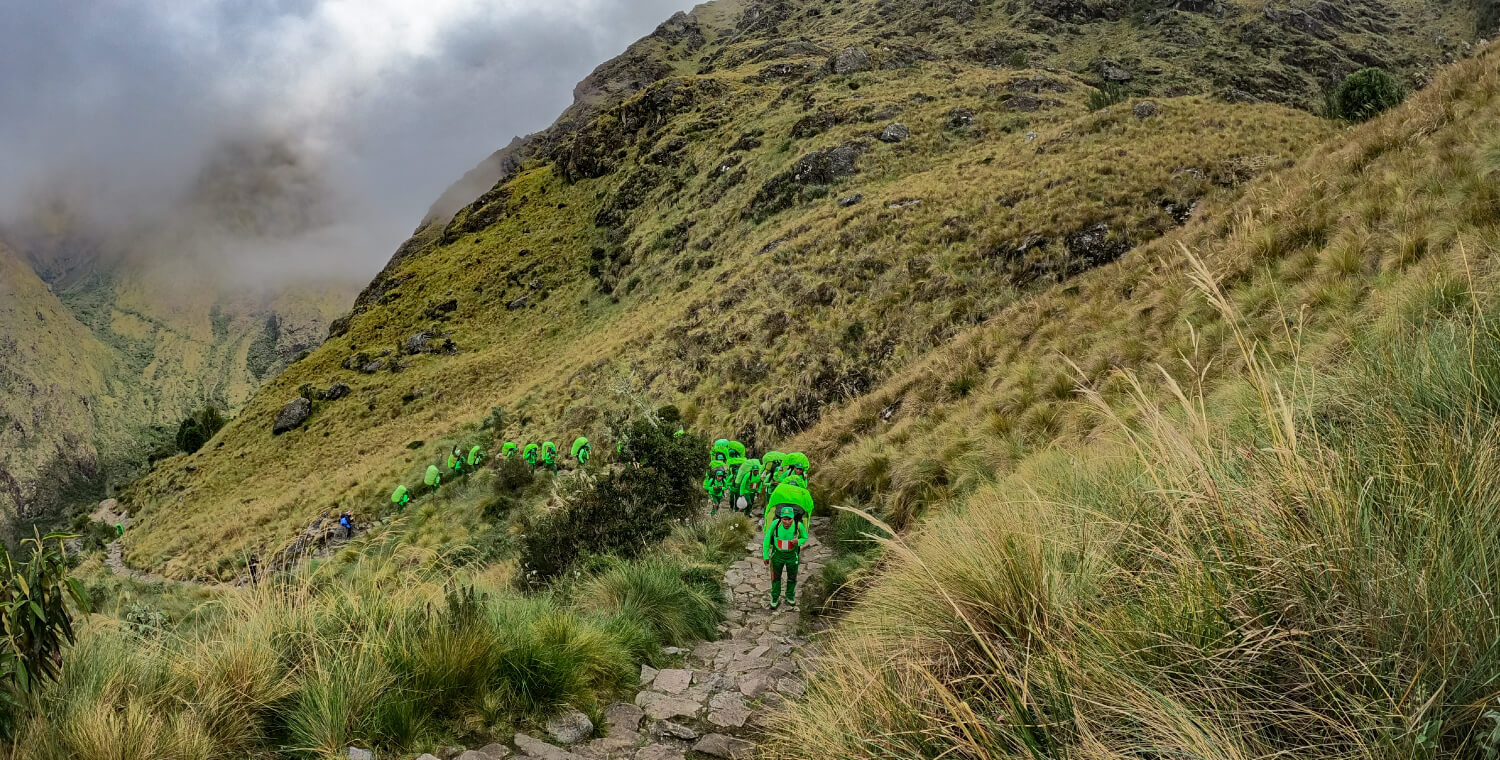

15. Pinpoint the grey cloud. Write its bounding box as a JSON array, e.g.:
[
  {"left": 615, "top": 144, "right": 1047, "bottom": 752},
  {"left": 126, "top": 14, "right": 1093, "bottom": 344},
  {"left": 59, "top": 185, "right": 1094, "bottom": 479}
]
[{"left": 0, "top": 0, "right": 697, "bottom": 286}]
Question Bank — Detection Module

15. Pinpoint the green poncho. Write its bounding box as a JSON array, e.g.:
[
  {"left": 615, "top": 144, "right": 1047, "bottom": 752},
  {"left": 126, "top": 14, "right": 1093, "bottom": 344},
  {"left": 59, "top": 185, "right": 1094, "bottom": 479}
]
[
  {"left": 571, "top": 437, "right": 591, "bottom": 464},
  {"left": 736, "top": 459, "right": 763, "bottom": 497},
  {"left": 763, "top": 481, "right": 814, "bottom": 526},
  {"left": 423, "top": 465, "right": 443, "bottom": 488},
  {"left": 523, "top": 444, "right": 540, "bottom": 466},
  {"left": 703, "top": 467, "right": 731, "bottom": 502},
  {"left": 501, "top": 442, "right": 518, "bottom": 459},
  {"left": 762, "top": 451, "right": 786, "bottom": 485},
  {"left": 467, "top": 446, "right": 486, "bottom": 467}
]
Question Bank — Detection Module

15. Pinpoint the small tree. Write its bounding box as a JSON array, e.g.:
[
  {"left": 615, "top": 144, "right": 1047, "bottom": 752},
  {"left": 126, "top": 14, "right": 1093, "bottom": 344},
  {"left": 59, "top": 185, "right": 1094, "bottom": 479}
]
[
  {"left": 517, "top": 418, "right": 708, "bottom": 586},
  {"left": 175, "top": 406, "right": 227, "bottom": 454},
  {"left": 1330, "top": 68, "right": 1406, "bottom": 122},
  {"left": 0, "top": 534, "right": 90, "bottom": 736}
]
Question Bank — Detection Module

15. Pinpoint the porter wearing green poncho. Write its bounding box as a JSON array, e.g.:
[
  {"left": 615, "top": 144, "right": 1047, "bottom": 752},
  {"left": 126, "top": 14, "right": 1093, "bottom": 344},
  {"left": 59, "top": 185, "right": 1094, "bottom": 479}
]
[{"left": 762, "top": 506, "right": 809, "bottom": 609}]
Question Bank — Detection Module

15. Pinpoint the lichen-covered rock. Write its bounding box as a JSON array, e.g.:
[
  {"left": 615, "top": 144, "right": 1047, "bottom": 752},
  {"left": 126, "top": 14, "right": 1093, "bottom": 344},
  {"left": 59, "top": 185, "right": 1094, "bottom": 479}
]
[
  {"left": 832, "top": 46, "right": 872, "bottom": 74},
  {"left": 790, "top": 112, "right": 839, "bottom": 139},
  {"left": 879, "top": 123, "right": 910, "bottom": 143},
  {"left": 272, "top": 398, "right": 311, "bottom": 435},
  {"left": 745, "top": 142, "right": 866, "bottom": 220},
  {"left": 1133, "top": 100, "right": 1160, "bottom": 118},
  {"left": 320, "top": 383, "right": 351, "bottom": 401},
  {"left": 1097, "top": 59, "right": 1134, "bottom": 82},
  {"left": 946, "top": 108, "right": 976, "bottom": 130}
]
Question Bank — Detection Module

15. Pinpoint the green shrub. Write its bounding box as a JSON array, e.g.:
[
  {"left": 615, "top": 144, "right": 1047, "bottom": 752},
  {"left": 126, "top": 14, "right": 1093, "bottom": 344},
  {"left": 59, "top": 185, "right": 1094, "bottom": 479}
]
[
  {"left": 1479, "top": 0, "right": 1499, "bottom": 35},
  {"left": 1087, "top": 83, "right": 1127, "bottom": 111},
  {"left": 517, "top": 418, "right": 708, "bottom": 584},
  {"left": 1330, "top": 67, "right": 1406, "bottom": 122},
  {"left": 174, "top": 407, "right": 226, "bottom": 455},
  {"left": 484, "top": 456, "right": 538, "bottom": 520},
  {"left": 0, "top": 534, "right": 90, "bottom": 737}
]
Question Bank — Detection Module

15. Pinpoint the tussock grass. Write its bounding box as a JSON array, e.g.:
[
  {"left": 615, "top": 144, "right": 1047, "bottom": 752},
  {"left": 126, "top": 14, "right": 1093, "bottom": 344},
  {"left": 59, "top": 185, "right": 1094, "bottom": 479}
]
[
  {"left": 7, "top": 542, "right": 728, "bottom": 760},
  {"left": 768, "top": 252, "right": 1500, "bottom": 757}
]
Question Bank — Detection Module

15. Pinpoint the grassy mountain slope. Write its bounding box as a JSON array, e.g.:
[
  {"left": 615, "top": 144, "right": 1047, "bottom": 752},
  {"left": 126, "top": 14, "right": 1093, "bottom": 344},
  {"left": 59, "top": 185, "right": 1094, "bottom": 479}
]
[
  {"left": 0, "top": 222, "right": 351, "bottom": 526},
  {"left": 0, "top": 243, "right": 142, "bottom": 526},
  {"left": 123, "top": 0, "right": 1479, "bottom": 580},
  {"left": 770, "top": 43, "right": 1500, "bottom": 758}
]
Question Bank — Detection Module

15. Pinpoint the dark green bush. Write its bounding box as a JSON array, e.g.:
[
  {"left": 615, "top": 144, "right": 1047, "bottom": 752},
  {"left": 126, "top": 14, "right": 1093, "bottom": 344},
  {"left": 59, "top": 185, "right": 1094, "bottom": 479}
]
[
  {"left": 174, "top": 406, "right": 226, "bottom": 454},
  {"left": 484, "top": 457, "right": 538, "bottom": 520},
  {"left": 1479, "top": 0, "right": 1499, "bottom": 35},
  {"left": 518, "top": 418, "right": 708, "bottom": 586},
  {"left": 0, "top": 534, "right": 90, "bottom": 736},
  {"left": 1330, "top": 68, "right": 1406, "bottom": 122}
]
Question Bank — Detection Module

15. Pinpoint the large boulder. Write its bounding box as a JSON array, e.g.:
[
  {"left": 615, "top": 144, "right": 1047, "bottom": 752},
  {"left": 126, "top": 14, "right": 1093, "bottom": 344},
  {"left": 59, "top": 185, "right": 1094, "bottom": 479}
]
[
  {"left": 745, "top": 142, "right": 867, "bottom": 220},
  {"left": 272, "top": 398, "right": 312, "bottom": 435},
  {"left": 832, "top": 46, "right": 873, "bottom": 74},
  {"left": 404, "top": 331, "right": 435, "bottom": 354}
]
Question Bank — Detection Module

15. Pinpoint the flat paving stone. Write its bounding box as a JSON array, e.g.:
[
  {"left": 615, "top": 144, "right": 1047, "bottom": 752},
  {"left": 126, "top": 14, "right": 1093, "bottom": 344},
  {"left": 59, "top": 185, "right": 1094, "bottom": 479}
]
[
  {"left": 635, "top": 746, "right": 685, "bottom": 760},
  {"left": 653, "top": 668, "right": 693, "bottom": 694},
  {"left": 604, "top": 703, "right": 645, "bottom": 735},
  {"left": 693, "top": 734, "right": 756, "bottom": 760},
  {"left": 634, "top": 692, "right": 701, "bottom": 721},
  {"left": 514, "top": 733, "right": 587, "bottom": 760}
]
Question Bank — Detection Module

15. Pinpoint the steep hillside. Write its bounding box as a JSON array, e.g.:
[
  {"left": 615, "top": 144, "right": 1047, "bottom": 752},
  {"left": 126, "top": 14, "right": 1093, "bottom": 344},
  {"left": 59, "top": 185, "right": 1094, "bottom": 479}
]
[
  {"left": 770, "top": 42, "right": 1500, "bottom": 758},
  {"left": 124, "top": 0, "right": 1481, "bottom": 579},
  {"left": 0, "top": 221, "right": 351, "bottom": 525},
  {"left": 0, "top": 243, "right": 142, "bottom": 527}
]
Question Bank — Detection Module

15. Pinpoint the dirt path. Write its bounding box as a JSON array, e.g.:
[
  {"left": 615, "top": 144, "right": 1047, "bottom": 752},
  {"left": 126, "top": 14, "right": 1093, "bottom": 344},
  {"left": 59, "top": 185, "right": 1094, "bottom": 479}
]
[
  {"left": 105, "top": 539, "right": 236, "bottom": 592},
  {"left": 484, "top": 516, "right": 833, "bottom": 760}
]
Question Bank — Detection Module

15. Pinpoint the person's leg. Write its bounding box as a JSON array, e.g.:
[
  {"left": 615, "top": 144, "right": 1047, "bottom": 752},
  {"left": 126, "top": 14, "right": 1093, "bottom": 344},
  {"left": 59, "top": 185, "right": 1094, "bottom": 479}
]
[
  {"left": 770, "top": 557, "right": 784, "bottom": 607},
  {"left": 785, "top": 557, "right": 800, "bottom": 604}
]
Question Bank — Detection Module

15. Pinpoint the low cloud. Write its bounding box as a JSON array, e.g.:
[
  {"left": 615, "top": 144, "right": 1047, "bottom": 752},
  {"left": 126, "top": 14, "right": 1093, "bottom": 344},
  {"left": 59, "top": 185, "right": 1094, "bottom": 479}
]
[{"left": 0, "top": 0, "right": 696, "bottom": 287}]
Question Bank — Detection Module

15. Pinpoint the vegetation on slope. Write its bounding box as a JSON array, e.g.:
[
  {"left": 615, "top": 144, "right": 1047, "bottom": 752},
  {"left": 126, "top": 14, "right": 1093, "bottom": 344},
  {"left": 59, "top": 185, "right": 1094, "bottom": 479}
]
[
  {"left": 0, "top": 244, "right": 142, "bottom": 528},
  {"left": 768, "top": 41, "right": 1500, "bottom": 759},
  {"left": 5, "top": 526, "right": 739, "bottom": 760},
  {"left": 121, "top": 0, "right": 1480, "bottom": 580},
  {"left": 0, "top": 221, "right": 352, "bottom": 530}
]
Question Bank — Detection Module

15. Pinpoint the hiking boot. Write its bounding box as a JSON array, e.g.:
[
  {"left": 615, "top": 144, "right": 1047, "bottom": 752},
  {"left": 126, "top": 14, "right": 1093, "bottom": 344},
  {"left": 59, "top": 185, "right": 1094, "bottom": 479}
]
[
  {"left": 767, "top": 599, "right": 780, "bottom": 610},
  {"left": 787, "top": 598, "right": 798, "bottom": 609}
]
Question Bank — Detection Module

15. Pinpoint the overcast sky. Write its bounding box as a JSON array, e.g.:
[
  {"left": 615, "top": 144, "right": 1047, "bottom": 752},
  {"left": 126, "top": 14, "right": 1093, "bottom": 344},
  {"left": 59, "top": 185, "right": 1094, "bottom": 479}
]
[{"left": 0, "top": 0, "right": 697, "bottom": 283}]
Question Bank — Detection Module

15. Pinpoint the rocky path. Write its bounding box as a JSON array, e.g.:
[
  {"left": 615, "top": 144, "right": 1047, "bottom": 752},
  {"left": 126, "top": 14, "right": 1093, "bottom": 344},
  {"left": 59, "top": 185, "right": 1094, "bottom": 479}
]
[{"left": 406, "top": 516, "right": 833, "bottom": 760}]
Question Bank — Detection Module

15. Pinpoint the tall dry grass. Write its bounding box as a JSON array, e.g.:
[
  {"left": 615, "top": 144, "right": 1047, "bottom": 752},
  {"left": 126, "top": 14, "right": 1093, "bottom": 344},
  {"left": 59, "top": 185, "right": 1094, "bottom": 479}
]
[
  {"left": 768, "top": 256, "right": 1500, "bottom": 759},
  {"left": 7, "top": 520, "right": 734, "bottom": 760}
]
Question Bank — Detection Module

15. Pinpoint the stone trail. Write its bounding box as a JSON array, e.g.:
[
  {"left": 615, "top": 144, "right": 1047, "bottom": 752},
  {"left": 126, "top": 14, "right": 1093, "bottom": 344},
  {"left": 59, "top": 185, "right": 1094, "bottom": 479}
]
[{"left": 392, "top": 516, "right": 833, "bottom": 760}]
